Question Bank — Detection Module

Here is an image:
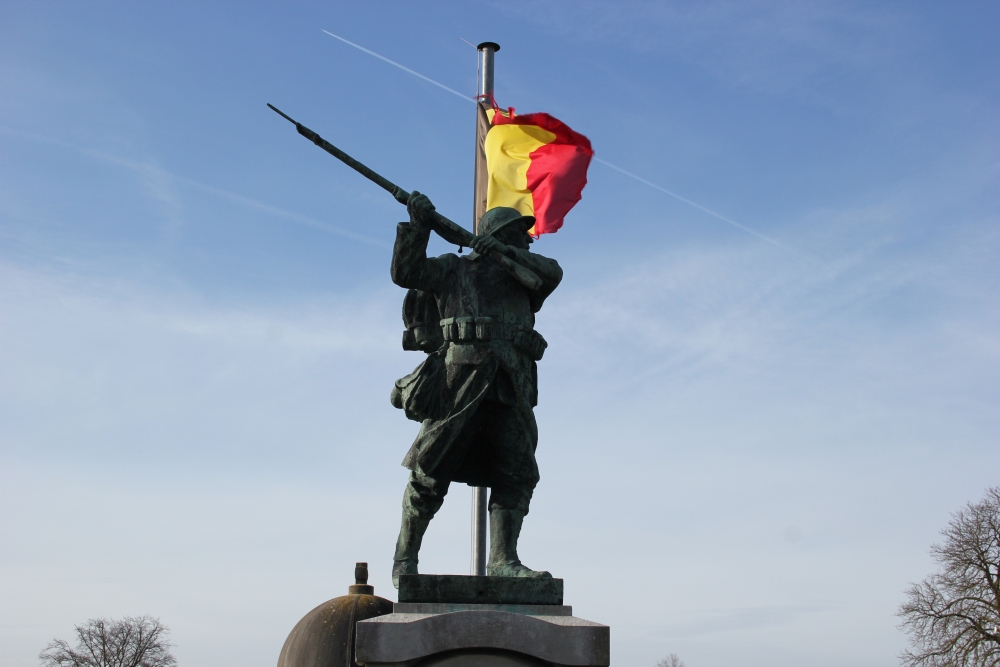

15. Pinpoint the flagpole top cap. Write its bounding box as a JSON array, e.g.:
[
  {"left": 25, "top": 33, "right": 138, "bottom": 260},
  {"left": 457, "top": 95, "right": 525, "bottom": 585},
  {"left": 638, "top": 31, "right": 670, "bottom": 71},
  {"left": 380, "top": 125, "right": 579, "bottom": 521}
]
[{"left": 477, "top": 42, "right": 500, "bottom": 52}]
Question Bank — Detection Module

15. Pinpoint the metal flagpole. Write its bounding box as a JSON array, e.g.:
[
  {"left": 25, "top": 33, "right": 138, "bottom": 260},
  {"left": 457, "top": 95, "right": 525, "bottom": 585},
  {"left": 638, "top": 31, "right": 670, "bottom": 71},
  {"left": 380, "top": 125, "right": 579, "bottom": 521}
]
[
  {"left": 473, "top": 42, "right": 498, "bottom": 235},
  {"left": 471, "top": 40, "right": 499, "bottom": 577}
]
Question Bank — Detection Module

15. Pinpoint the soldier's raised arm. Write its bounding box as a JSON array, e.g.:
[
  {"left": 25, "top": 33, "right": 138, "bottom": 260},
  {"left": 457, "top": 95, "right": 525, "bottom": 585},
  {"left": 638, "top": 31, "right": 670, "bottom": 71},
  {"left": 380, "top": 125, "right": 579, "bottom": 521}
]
[{"left": 390, "top": 192, "right": 450, "bottom": 293}]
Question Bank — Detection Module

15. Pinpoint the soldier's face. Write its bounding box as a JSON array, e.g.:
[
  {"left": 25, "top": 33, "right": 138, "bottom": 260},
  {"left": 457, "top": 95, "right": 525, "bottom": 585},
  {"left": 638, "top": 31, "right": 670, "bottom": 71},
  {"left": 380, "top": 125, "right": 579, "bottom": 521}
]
[{"left": 497, "top": 226, "right": 531, "bottom": 250}]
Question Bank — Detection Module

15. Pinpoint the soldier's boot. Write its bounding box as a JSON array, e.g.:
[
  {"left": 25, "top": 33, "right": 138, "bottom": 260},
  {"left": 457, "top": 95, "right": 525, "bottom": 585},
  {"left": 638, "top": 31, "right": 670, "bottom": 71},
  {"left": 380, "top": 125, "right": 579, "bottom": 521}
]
[
  {"left": 486, "top": 508, "right": 552, "bottom": 579},
  {"left": 392, "top": 511, "right": 431, "bottom": 588}
]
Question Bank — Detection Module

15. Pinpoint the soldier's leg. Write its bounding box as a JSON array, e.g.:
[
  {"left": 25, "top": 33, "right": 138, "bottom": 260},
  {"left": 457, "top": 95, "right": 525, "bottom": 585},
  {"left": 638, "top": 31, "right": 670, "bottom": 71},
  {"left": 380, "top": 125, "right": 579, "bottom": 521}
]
[
  {"left": 483, "top": 403, "right": 550, "bottom": 578},
  {"left": 393, "top": 469, "right": 450, "bottom": 588}
]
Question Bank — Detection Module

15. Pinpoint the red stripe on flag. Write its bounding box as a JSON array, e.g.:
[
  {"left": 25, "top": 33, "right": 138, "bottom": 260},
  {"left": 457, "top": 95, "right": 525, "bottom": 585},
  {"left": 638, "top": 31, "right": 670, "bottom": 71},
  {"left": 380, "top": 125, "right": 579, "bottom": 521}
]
[
  {"left": 492, "top": 111, "right": 593, "bottom": 235},
  {"left": 526, "top": 142, "right": 592, "bottom": 235}
]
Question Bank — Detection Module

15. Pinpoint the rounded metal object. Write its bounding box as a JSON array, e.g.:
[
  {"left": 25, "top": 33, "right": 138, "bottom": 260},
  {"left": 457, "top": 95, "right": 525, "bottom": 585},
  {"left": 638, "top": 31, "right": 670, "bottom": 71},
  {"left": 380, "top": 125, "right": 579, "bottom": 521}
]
[{"left": 277, "top": 563, "right": 394, "bottom": 667}]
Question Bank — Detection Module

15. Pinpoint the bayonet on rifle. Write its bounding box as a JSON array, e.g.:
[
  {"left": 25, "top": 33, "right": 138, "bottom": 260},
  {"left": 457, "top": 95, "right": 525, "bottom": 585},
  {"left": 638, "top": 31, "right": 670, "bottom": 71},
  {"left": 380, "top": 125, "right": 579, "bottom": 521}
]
[{"left": 267, "top": 103, "right": 542, "bottom": 291}]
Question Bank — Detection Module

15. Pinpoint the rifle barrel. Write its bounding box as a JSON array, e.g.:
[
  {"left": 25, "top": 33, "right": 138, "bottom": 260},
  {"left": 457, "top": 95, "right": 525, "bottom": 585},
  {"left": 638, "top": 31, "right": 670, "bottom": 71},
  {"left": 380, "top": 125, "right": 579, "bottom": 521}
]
[
  {"left": 266, "top": 103, "right": 297, "bottom": 125},
  {"left": 266, "top": 103, "right": 542, "bottom": 290},
  {"left": 268, "top": 103, "right": 411, "bottom": 203}
]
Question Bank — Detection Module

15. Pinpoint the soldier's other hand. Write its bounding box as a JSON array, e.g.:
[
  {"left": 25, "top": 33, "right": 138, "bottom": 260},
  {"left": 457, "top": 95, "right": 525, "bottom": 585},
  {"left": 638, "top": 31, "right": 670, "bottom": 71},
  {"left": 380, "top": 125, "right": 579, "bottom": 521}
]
[
  {"left": 407, "top": 192, "right": 435, "bottom": 230},
  {"left": 471, "top": 234, "right": 506, "bottom": 256}
]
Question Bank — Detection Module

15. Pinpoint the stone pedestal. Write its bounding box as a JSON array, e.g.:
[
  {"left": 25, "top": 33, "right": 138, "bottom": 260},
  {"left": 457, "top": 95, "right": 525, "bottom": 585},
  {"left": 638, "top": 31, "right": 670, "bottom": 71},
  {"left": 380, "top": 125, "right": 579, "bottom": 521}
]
[{"left": 355, "top": 576, "right": 609, "bottom": 667}]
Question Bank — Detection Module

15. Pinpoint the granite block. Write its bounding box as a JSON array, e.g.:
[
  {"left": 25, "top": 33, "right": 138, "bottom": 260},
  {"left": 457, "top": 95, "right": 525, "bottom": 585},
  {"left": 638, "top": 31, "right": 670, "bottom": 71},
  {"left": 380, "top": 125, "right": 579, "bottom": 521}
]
[
  {"left": 397, "top": 574, "right": 563, "bottom": 605},
  {"left": 356, "top": 609, "right": 609, "bottom": 667}
]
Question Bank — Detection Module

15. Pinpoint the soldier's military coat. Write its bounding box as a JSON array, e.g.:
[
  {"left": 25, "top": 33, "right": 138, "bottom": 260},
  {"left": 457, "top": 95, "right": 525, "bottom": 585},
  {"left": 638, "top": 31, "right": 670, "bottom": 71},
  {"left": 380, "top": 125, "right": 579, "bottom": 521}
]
[{"left": 390, "top": 221, "right": 563, "bottom": 490}]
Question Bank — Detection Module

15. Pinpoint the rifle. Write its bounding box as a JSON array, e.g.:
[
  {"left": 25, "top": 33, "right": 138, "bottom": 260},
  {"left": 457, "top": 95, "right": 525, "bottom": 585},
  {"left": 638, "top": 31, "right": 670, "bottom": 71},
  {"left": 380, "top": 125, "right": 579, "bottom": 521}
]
[{"left": 267, "top": 104, "right": 542, "bottom": 291}]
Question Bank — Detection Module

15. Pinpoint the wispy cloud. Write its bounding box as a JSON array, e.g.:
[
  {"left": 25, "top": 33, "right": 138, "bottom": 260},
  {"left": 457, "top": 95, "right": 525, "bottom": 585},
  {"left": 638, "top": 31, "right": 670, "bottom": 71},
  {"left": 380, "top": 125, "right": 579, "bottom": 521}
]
[
  {"left": 0, "top": 125, "right": 388, "bottom": 248},
  {"left": 653, "top": 603, "right": 830, "bottom": 639},
  {"left": 488, "top": 1, "right": 908, "bottom": 100},
  {"left": 541, "top": 186, "right": 998, "bottom": 404},
  {"left": 0, "top": 261, "right": 398, "bottom": 358},
  {"left": 0, "top": 259, "right": 405, "bottom": 468}
]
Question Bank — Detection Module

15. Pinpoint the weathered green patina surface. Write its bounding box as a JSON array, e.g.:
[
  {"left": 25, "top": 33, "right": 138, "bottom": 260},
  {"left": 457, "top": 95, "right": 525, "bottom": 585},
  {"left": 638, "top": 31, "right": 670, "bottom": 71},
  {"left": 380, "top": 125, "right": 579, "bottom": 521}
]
[{"left": 390, "top": 194, "right": 563, "bottom": 588}]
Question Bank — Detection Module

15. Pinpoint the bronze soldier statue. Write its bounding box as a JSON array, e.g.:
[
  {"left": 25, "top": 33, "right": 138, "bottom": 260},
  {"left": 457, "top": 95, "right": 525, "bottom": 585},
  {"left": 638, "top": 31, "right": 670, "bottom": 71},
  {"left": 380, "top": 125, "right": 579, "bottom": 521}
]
[
  {"left": 265, "top": 105, "right": 574, "bottom": 589},
  {"left": 389, "top": 192, "right": 563, "bottom": 588}
]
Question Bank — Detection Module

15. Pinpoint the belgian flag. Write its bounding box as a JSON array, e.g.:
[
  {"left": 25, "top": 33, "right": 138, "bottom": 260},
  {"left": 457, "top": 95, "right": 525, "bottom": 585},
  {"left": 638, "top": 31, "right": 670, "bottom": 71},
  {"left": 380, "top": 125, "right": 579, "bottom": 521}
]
[{"left": 474, "top": 102, "right": 593, "bottom": 237}]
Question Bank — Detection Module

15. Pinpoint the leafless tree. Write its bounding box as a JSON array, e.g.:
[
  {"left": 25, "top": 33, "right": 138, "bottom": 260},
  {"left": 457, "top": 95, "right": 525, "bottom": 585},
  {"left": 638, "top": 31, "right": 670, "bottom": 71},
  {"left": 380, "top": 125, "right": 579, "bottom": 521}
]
[
  {"left": 39, "top": 616, "right": 176, "bottom": 667},
  {"left": 656, "top": 653, "right": 685, "bottom": 667},
  {"left": 898, "top": 486, "right": 1000, "bottom": 667}
]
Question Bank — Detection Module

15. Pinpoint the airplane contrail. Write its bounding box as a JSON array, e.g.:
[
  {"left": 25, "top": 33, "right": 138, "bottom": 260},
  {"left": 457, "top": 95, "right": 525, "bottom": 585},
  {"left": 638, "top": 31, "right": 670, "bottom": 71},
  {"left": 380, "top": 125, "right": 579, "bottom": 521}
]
[
  {"left": 323, "top": 30, "right": 472, "bottom": 102},
  {"left": 321, "top": 29, "right": 794, "bottom": 253},
  {"left": 592, "top": 158, "right": 795, "bottom": 252}
]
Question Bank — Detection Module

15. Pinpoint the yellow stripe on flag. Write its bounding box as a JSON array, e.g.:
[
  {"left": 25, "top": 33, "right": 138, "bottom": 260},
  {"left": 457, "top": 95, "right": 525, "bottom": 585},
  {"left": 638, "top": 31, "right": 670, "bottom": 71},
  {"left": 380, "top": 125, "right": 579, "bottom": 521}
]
[{"left": 484, "top": 108, "right": 556, "bottom": 218}]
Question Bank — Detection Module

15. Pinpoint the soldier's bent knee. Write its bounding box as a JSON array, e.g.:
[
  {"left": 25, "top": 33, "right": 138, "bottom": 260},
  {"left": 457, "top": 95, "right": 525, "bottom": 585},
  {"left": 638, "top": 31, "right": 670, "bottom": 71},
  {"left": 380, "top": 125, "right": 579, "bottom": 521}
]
[{"left": 488, "top": 484, "right": 533, "bottom": 514}]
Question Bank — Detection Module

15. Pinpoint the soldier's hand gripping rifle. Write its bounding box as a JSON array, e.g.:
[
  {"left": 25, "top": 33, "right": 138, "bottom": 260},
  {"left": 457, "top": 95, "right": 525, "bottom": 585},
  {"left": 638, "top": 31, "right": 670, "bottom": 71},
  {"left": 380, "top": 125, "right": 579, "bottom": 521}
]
[{"left": 267, "top": 104, "right": 542, "bottom": 291}]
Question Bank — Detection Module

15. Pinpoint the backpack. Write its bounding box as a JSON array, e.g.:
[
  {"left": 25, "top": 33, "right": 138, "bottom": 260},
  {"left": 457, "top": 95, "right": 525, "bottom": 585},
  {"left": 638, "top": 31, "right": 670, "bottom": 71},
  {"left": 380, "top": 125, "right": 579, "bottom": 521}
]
[{"left": 400, "top": 288, "right": 443, "bottom": 353}]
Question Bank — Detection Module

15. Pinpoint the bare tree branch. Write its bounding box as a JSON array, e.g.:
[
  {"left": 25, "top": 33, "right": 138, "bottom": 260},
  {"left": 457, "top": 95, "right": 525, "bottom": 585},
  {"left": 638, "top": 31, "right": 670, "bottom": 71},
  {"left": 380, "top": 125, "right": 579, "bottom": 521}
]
[
  {"left": 39, "top": 616, "right": 176, "bottom": 667},
  {"left": 898, "top": 487, "right": 1000, "bottom": 667},
  {"left": 656, "top": 653, "right": 686, "bottom": 667}
]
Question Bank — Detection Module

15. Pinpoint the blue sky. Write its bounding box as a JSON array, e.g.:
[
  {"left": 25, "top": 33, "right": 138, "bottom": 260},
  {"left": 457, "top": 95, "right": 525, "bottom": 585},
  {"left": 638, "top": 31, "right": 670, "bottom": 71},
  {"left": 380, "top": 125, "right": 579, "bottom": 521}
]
[{"left": 1, "top": 2, "right": 997, "bottom": 666}]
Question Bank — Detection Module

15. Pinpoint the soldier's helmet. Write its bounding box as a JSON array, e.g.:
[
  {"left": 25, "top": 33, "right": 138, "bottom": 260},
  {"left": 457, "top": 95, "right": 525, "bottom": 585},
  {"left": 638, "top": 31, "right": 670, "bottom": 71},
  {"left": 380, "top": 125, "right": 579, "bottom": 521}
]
[{"left": 478, "top": 206, "right": 535, "bottom": 237}]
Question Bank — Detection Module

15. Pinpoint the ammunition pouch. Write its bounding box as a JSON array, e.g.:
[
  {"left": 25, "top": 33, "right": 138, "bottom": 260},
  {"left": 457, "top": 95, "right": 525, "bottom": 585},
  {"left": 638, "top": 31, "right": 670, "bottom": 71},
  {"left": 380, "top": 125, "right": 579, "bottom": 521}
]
[
  {"left": 439, "top": 316, "right": 547, "bottom": 361},
  {"left": 513, "top": 327, "right": 548, "bottom": 361}
]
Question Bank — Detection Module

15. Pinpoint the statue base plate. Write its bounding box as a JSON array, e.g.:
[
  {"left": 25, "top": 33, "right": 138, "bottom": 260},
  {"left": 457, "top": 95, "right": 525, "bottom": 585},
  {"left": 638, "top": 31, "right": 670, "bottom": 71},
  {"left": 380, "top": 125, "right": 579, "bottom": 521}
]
[
  {"left": 397, "top": 574, "right": 563, "bottom": 605},
  {"left": 356, "top": 602, "right": 608, "bottom": 667}
]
